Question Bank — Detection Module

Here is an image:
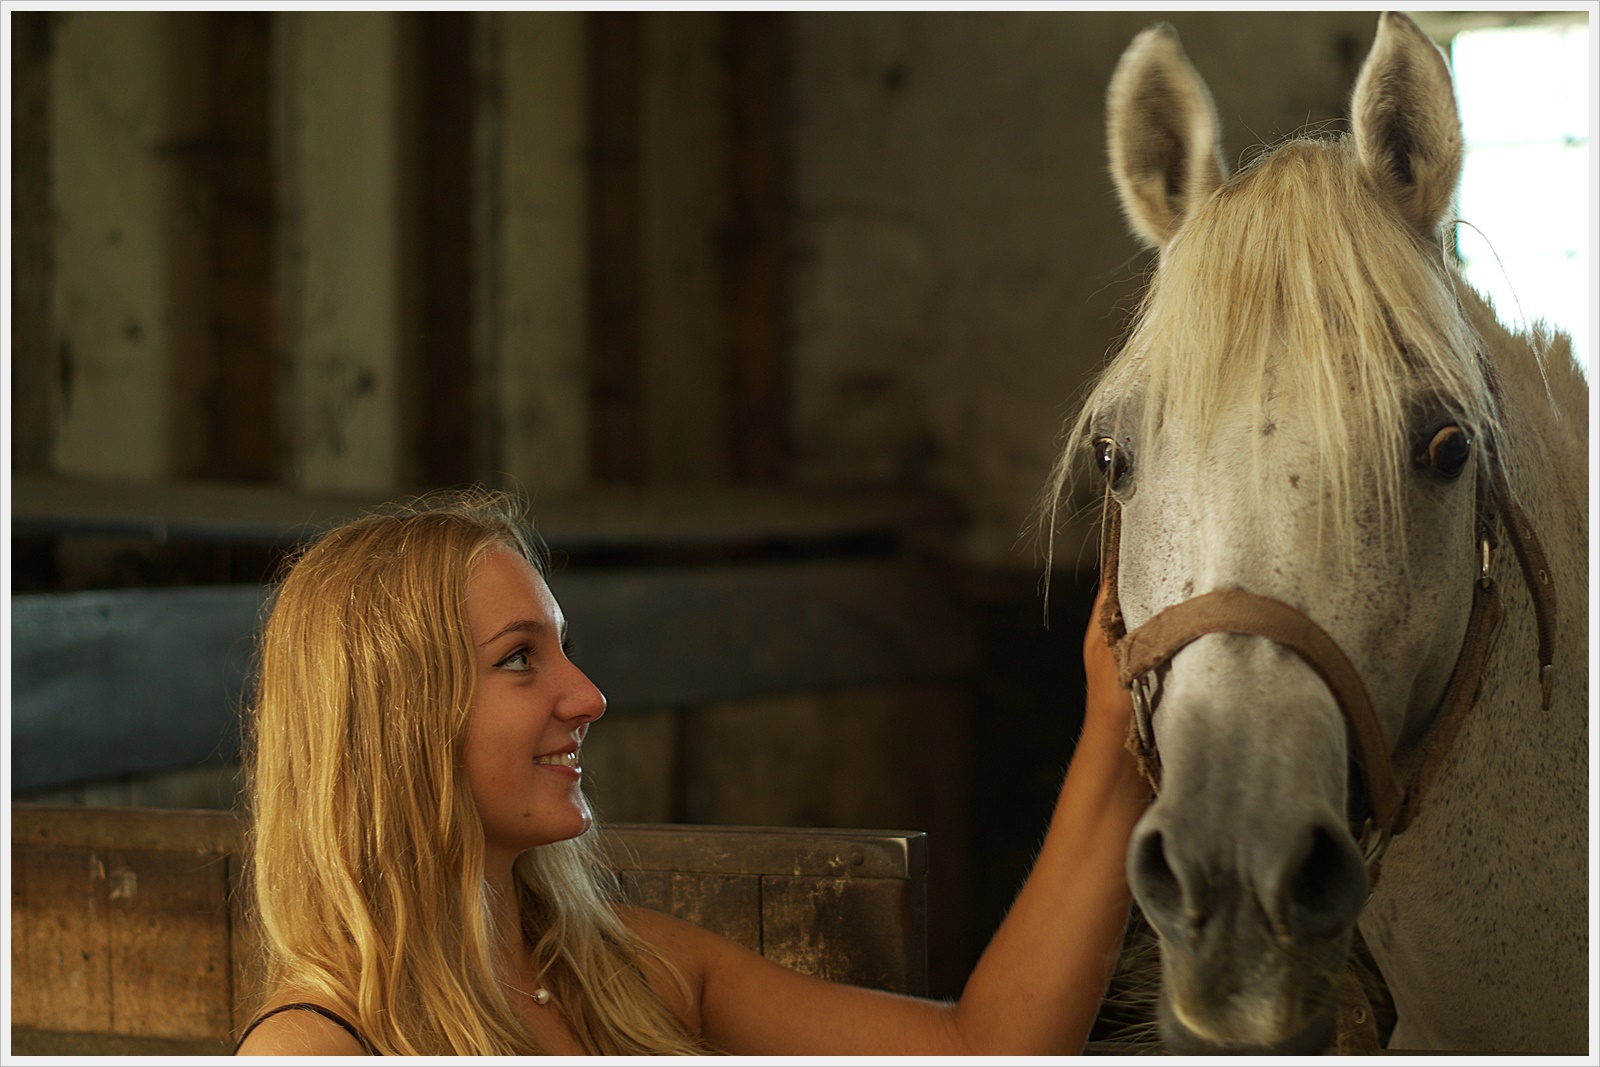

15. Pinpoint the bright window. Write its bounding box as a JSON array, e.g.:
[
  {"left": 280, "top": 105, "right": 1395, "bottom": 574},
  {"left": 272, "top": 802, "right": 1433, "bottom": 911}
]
[{"left": 1447, "top": 19, "right": 1591, "bottom": 376}]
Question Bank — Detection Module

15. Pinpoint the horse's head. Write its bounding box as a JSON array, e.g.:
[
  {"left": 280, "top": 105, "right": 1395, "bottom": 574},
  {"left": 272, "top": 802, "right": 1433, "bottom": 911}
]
[{"left": 1071, "top": 13, "right": 1505, "bottom": 1053}]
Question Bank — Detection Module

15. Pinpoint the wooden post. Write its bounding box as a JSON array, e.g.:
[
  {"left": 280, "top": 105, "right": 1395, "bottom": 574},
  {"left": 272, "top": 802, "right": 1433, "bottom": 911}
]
[
  {"left": 725, "top": 12, "right": 789, "bottom": 483},
  {"left": 641, "top": 11, "right": 731, "bottom": 484},
  {"left": 408, "top": 11, "right": 478, "bottom": 487},
  {"left": 50, "top": 12, "right": 178, "bottom": 481},
  {"left": 274, "top": 11, "right": 408, "bottom": 493},
  {"left": 10, "top": 12, "right": 58, "bottom": 474},
  {"left": 180, "top": 13, "right": 279, "bottom": 484},
  {"left": 586, "top": 12, "right": 646, "bottom": 483},
  {"left": 492, "top": 11, "right": 592, "bottom": 493}
]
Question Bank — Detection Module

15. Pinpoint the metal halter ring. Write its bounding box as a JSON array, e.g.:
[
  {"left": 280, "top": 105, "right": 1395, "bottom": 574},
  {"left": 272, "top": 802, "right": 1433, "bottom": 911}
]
[{"left": 1131, "top": 673, "right": 1157, "bottom": 752}]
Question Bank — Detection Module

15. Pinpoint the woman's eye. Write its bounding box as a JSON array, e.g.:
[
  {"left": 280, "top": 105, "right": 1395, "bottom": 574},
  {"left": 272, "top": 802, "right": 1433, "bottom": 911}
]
[
  {"left": 1093, "top": 436, "right": 1131, "bottom": 488},
  {"left": 497, "top": 648, "right": 531, "bottom": 672},
  {"left": 1422, "top": 424, "right": 1471, "bottom": 479}
]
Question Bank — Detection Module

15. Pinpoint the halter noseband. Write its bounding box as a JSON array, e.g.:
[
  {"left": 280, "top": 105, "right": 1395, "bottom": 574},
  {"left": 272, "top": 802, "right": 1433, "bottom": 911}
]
[{"left": 1098, "top": 441, "right": 1556, "bottom": 866}]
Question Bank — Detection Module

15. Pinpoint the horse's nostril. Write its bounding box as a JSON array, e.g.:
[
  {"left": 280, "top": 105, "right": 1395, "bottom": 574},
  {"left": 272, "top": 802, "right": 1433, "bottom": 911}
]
[
  {"left": 1130, "top": 826, "right": 1184, "bottom": 924},
  {"left": 1285, "top": 824, "right": 1368, "bottom": 936}
]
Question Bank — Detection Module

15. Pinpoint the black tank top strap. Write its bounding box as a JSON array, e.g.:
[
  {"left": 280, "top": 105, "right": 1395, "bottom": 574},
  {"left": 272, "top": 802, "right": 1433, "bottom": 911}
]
[{"left": 235, "top": 1002, "right": 379, "bottom": 1055}]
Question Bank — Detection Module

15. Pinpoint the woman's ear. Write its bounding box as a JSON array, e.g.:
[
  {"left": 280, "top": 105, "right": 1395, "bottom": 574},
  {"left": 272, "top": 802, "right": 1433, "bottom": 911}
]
[
  {"left": 1350, "top": 12, "right": 1463, "bottom": 241},
  {"left": 1106, "top": 23, "right": 1228, "bottom": 252}
]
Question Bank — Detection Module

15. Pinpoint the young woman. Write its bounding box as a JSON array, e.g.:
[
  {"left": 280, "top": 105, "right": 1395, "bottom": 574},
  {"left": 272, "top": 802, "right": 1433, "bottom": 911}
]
[{"left": 235, "top": 488, "right": 1147, "bottom": 1055}]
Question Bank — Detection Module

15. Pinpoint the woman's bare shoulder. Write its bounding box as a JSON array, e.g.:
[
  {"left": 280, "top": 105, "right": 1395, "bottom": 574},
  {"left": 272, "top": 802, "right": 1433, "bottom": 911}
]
[{"left": 235, "top": 994, "right": 370, "bottom": 1056}]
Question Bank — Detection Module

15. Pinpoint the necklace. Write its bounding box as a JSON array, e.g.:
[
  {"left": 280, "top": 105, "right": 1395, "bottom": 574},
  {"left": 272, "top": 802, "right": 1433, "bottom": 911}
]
[{"left": 498, "top": 978, "right": 552, "bottom": 1006}]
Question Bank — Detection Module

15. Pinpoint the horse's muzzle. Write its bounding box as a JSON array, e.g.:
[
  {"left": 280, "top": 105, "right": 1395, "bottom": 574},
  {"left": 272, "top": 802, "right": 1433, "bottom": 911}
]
[
  {"left": 1150, "top": 887, "right": 1352, "bottom": 1054},
  {"left": 1129, "top": 795, "right": 1366, "bottom": 1052}
]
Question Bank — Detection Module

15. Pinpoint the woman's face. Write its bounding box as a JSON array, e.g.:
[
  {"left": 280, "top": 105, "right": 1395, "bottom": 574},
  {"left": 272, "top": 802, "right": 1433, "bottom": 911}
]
[{"left": 463, "top": 546, "right": 606, "bottom": 866}]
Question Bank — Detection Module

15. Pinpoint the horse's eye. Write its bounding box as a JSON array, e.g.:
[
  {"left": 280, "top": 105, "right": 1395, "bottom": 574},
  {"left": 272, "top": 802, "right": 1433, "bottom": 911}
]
[
  {"left": 1093, "top": 436, "right": 1130, "bottom": 488},
  {"left": 1423, "top": 424, "right": 1471, "bottom": 479}
]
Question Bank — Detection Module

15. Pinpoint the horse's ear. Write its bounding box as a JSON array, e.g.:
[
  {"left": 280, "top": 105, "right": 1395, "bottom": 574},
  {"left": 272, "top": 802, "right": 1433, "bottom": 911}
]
[
  {"left": 1106, "top": 24, "right": 1228, "bottom": 251},
  {"left": 1351, "top": 12, "right": 1463, "bottom": 239}
]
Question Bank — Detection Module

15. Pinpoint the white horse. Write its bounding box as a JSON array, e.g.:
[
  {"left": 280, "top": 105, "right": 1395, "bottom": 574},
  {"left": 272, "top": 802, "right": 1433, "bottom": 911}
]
[{"left": 1050, "top": 14, "right": 1588, "bottom": 1053}]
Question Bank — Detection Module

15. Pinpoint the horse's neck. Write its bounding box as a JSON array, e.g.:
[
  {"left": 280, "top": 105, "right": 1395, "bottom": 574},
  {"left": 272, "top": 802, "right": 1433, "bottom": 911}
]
[
  {"left": 1362, "top": 285, "right": 1589, "bottom": 1051},
  {"left": 1465, "top": 285, "right": 1588, "bottom": 539}
]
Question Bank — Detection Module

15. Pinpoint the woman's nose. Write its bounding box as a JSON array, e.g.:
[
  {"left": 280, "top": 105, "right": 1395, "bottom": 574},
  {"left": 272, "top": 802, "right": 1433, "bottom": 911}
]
[{"left": 557, "top": 661, "right": 607, "bottom": 724}]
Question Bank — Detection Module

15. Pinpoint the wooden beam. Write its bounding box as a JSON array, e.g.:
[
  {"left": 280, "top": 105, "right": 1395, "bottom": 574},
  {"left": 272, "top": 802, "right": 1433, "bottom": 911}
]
[
  {"left": 9, "top": 474, "right": 967, "bottom": 551},
  {"left": 9, "top": 12, "right": 58, "bottom": 473},
  {"left": 725, "top": 12, "right": 790, "bottom": 482},
  {"left": 586, "top": 12, "right": 646, "bottom": 482},
  {"left": 192, "top": 12, "right": 278, "bottom": 483},
  {"left": 410, "top": 11, "right": 477, "bottom": 486}
]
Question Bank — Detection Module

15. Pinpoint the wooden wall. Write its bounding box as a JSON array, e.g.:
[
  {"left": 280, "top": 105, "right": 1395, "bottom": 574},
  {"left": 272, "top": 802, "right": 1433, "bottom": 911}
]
[
  {"left": 11, "top": 8, "right": 1457, "bottom": 1002},
  {"left": 11, "top": 11, "right": 788, "bottom": 496}
]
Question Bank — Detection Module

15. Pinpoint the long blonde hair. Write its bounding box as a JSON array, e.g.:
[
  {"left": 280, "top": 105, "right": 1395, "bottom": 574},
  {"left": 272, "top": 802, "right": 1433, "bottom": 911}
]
[{"left": 244, "top": 488, "right": 704, "bottom": 1054}]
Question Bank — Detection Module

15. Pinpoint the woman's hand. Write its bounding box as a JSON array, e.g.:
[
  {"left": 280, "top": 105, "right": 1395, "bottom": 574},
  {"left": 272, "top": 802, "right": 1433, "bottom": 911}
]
[{"left": 1082, "top": 581, "right": 1134, "bottom": 741}]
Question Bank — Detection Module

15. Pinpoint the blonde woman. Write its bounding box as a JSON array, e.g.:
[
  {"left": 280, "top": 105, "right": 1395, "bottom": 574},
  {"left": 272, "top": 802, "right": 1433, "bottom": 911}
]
[{"left": 235, "top": 488, "right": 1146, "bottom": 1055}]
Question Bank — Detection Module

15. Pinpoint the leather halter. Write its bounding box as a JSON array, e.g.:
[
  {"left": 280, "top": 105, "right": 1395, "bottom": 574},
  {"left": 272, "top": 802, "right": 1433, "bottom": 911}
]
[{"left": 1097, "top": 442, "right": 1557, "bottom": 864}]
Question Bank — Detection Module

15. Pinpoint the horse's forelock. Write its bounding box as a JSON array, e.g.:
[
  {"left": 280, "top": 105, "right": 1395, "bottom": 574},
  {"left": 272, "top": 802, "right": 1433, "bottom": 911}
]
[{"left": 1053, "top": 136, "right": 1502, "bottom": 572}]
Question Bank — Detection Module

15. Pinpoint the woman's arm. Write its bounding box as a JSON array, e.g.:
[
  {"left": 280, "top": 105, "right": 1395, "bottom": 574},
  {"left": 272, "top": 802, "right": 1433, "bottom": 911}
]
[{"left": 630, "top": 581, "right": 1149, "bottom": 1055}]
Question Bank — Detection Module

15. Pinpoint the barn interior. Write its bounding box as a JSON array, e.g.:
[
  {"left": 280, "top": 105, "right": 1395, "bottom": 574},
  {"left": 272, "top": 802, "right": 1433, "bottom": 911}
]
[{"left": 9, "top": 6, "right": 1572, "bottom": 1040}]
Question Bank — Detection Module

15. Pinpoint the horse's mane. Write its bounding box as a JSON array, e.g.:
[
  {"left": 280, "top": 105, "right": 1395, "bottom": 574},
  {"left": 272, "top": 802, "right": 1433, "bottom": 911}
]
[{"left": 1045, "top": 135, "right": 1518, "bottom": 572}]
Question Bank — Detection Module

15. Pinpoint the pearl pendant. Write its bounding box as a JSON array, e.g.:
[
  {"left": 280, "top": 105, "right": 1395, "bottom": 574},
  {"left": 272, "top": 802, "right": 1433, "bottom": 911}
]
[{"left": 532, "top": 987, "right": 551, "bottom": 1006}]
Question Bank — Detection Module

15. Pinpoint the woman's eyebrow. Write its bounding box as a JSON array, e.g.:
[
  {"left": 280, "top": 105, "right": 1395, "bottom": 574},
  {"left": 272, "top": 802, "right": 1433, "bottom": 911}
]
[
  {"left": 476, "top": 618, "right": 570, "bottom": 647},
  {"left": 477, "top": 619, "right": 551, "bottom": 647}
]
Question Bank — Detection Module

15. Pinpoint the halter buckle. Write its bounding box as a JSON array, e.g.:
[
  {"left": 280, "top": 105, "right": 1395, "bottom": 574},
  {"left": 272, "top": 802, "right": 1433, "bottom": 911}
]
[
  {"left": 1131, "top": 673, "right": 1157, "bottom": 752},
  {"left": 1357, "top": 818, "right": 1390, "bottom": 888},
  {"left": 1479, "top": 530, "right": 1494, "bottom": 588}
]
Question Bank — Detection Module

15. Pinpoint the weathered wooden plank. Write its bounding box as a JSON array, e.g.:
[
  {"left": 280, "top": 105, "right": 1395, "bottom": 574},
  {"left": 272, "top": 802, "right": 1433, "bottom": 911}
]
[
  {"left": 761, "top": 875, "right": 926, "bottom": 995},
  {"left": 11, "top": 848, "right": 113, "bottom": 1033},
  {"left": 14, "top": 806, "right": 245, "bottom": 854},
  {"left": 9, "top": 1029, "right": 231, "bottom": 1056},
  {"left": 601, "top": 823, "right": 925, "bottom": 882},
  {"left": 618, "top": 871, "right": 762, "bottom": 954},
  {"left": 105, "top": 849, "right": 233, "bottom": 1038},
  {"left": 12, "top": 806, "right": 926, "bottom": 1048}
]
